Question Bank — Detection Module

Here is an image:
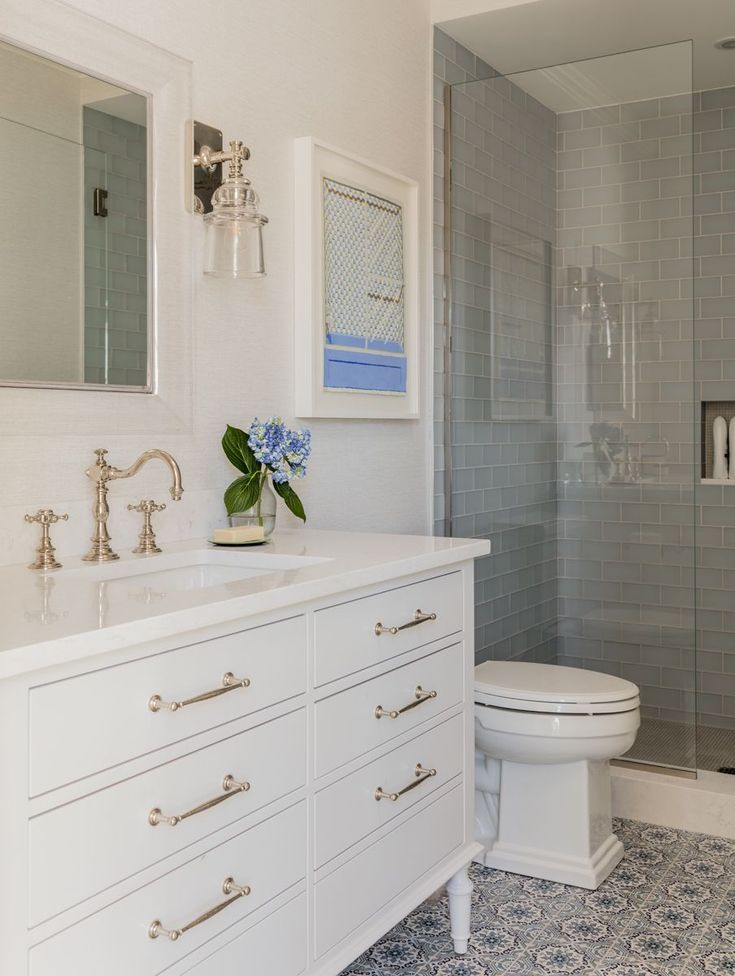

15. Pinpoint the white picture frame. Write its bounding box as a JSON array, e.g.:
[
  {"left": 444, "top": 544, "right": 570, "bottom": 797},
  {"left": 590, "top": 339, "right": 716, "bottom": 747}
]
[{"left": 294, "top": 137, "right": 419, "bottom": 419}]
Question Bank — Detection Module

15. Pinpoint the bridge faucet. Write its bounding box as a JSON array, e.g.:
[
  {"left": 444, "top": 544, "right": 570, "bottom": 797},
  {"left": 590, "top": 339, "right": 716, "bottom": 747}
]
[{"left": 82, "top": 448, "right": 183, "bottom": 562}]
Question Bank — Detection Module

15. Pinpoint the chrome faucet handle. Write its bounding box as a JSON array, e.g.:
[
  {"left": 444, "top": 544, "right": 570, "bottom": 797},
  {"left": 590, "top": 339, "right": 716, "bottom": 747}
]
[
  {"left": 86, "top": 447, "right": 113, "bottom": 485},
  {"left": 95, "top": 448, "right": 111, "bottom": 472},
  {"left": 25, "top": 509, "right": 69, "bottom": 525},
  {"left": 24, "top": 509, "right": 69, "bottom": 571},
  {"left": 127, "top": 499, "right": 166, "bottom": 555}
]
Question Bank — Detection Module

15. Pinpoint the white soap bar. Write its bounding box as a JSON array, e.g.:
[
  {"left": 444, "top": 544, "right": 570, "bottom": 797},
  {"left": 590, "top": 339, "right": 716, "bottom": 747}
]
[{"left": 213, "top": 525, "right": 265, "bottom": 543}]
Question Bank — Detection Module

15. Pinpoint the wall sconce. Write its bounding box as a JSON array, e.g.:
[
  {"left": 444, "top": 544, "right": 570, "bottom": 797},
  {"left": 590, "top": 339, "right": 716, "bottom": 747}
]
[{"left": 188, "top": 120, "right": 268, "bottom": 278}]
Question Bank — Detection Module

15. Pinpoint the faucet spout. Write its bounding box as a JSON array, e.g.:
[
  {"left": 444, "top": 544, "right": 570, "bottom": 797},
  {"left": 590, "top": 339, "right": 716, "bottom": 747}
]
[
  {"left": 82, "top": 447, "right": 183, "bottom": 562},
  {"left": 108, "top": 449, "right": 184, "bottom": 502}
]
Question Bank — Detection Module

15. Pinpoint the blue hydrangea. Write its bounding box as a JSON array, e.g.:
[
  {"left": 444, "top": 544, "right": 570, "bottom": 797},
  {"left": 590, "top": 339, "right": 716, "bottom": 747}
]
[{"left": 248, "top": 417, "right": 311, "bottom": 484}]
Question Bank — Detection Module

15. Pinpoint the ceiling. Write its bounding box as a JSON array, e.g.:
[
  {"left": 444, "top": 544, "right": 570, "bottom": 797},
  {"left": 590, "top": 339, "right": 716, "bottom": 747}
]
[
  {"left": 431, "top": 0, "right": 540, "bottom": 21},
  {"left": 508, "top": 43, "right": 692, "bottom": 113},
  {"left": 438, "top": 0, "right": 735, "bottom": 109},
  {"left": 84, "top": 92, "right": 147, "bottom": 127}
]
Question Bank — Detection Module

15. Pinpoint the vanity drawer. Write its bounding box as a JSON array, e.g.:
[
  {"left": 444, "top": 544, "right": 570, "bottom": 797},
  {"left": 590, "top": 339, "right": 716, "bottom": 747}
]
[
  {"left": 28, "top": 801, "right": 306, "bottom": 976},
  {"left": 29, "top": 615, "right": 306, "bottom": 796},
  {"left": 28, "top": 708, "right": 306, "bottom": 926},
  {"left": 314, "top": 571, "right": 463, "bottom": 686},
  {"left": 314, "top": 713, "right": 463, "bottom": 868},
  {"left": 181, "top": 892, "right": 306, "bottom": 975},
  {"left": 314, "top": 785, "right": 463, "bottom": 959},
  {"left": 314, "top": 642, "right": 463, "bottom": 778}
]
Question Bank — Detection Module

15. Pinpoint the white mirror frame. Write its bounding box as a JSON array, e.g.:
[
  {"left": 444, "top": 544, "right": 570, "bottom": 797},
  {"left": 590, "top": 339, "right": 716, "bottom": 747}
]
[{"left": 0, "top": 0, "right": 193, "bottom": 436}]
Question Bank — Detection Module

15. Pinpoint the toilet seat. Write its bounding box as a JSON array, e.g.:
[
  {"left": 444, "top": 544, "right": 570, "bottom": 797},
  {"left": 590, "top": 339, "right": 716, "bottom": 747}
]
[{"left": 474, "top": 661, "right": 640, "bottom": 715}]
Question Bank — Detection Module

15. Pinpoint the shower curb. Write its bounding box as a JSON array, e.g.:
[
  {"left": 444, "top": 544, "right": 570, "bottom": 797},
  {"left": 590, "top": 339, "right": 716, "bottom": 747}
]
[{"left": 612, "top": 765, "right": 735, "bottom": 839}]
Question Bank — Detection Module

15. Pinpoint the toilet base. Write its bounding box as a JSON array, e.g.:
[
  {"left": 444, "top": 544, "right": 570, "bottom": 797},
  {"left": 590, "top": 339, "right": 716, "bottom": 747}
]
[
  {"left": 475, "top": 832, "right": 624, "bottom": 889},
  {"left": 474, "top": 754, "right": 624, "bottom": 890}
]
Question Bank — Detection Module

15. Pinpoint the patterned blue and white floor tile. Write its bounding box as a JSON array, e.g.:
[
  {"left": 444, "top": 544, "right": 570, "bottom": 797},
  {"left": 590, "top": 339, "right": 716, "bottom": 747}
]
[{"left": 339, "top": 819, "right": 735, "bottom": 976}]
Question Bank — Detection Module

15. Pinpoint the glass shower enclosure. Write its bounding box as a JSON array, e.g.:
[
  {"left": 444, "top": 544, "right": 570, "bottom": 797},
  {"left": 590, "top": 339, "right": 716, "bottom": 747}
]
[{"left": 440, "top": 42, "right": 702, "bottom": 772}]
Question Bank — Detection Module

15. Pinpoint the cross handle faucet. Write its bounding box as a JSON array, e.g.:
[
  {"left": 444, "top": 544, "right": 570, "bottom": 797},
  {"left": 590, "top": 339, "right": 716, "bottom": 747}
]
[{"left": 82, "top": 448, "right": 183, "bottom": 562}]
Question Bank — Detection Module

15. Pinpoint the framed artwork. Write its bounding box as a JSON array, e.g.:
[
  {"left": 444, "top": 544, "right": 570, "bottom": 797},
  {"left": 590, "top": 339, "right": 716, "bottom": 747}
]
[{"left": 294, "top": 137, "right": 419, "bottom": 419}]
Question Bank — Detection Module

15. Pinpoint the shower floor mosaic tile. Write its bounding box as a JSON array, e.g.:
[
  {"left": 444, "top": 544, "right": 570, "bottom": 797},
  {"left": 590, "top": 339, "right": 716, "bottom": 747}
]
[
  {"left": 340, "top": 819, "right": 735, "bottom": 976},
  {"left": 625, "top": 718, "right": 735, "bottom": 774}
]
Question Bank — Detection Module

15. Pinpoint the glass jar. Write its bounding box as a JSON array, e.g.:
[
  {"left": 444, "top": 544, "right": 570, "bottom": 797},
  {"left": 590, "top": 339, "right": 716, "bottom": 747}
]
[{"left": 229, "top": 477, "right": 277, "bottom": 539}]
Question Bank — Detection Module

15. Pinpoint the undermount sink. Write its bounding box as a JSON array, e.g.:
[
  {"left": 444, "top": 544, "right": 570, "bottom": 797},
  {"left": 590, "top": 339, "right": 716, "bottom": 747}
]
[
  {"left": 60, "top": 547, "right": 330, "bottom": 594},
  {"left": 101, "top": 561, "right": 270, "bottom": 592}
]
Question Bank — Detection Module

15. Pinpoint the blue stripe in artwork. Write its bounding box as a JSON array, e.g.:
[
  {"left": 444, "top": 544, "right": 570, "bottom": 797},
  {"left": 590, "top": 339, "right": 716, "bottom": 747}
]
[
  {"left": 325, "top": 331, "right": 366, "bottom": 349},
  {"left": 367, "top": 338, "right": 404, "bottom": 353},
  {"left": 324, "top": 349, "right": 407, "bottom": 393}
]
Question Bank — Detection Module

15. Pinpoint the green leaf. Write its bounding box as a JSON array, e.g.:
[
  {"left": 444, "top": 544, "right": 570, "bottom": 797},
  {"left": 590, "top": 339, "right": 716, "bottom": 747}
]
[
  {"left": 224, "top": 473, "right": 261, "bottom": 515},
  {"left": 222, "top": 424, "right": 257, "bottom": 475},
  {"left": 273, "top": 481, "right": 306, "bottom": 522}
]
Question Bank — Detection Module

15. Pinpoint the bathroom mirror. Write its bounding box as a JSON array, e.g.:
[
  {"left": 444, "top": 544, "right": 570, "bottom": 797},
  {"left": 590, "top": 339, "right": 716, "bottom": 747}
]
[{"left": 0, "top": 37, "right": 150, "bottom": 391}]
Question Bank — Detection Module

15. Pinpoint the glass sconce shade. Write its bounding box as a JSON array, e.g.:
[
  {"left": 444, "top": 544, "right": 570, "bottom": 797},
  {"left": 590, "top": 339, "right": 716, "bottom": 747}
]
[{"left": 203, "top": 177, "right": 268, "bottom": 278}]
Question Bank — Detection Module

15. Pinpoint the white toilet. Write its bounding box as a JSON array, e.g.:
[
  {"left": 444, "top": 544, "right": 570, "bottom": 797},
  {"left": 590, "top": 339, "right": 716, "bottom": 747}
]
[{"left": 474, "top": 661, "right": 640, "bottom": 890}]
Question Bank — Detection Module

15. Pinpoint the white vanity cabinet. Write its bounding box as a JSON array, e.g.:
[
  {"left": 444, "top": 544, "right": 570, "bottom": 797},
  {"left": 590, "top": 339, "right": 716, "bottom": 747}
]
[{"left": 0, "top": 535, "right": 485, "bottom": 976}]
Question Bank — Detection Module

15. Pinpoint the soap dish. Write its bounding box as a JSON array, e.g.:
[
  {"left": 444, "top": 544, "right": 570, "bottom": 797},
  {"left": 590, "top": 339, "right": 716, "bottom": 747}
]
[{"left": 208, "top": 538, "right": 269, "bottom": 548}]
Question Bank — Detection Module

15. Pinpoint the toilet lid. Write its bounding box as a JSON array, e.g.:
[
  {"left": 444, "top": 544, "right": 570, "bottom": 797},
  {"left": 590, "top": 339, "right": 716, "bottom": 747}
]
[{"left": 474, "top": 661, "right": 640, "bottom": 715}]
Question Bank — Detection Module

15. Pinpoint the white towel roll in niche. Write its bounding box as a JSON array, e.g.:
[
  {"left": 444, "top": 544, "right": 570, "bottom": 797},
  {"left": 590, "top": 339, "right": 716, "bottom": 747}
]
[{"left": 714, "top": 415, "right": 728, "bottom": 480}]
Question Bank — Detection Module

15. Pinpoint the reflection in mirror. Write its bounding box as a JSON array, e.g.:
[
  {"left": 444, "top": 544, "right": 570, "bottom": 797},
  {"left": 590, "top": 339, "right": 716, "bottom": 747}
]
[{"left": 0, "top": 38, "right": 149, "bottom": 390}]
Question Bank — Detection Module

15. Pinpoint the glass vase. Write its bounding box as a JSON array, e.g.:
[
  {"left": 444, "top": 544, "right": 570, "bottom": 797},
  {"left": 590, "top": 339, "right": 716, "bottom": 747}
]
[{"left": 229, "top": 477, "right": 277, "bottom": 539}]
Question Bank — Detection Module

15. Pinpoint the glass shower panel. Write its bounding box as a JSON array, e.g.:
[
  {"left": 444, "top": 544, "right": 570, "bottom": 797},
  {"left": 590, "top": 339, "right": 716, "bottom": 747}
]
[
  {"left": 488, "top": 227, "right": 553, "bottom": 422},
  {"left": 83, "top": 107, "right": 148, "bottom": 388},
  {"left": 447, "top": 71, "right": 558, "bottom": 669},
  {"left": 446, "top": 42, "right": 696, "bottom": 771},
  {"left": 83, "top": 144, "right": 110, "bottom": 385},
  {"left": 551, "top": 45, "right": 695, "bottom": 772}
]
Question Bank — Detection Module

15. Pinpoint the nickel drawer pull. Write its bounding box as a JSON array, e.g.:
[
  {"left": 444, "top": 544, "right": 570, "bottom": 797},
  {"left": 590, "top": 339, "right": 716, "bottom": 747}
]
[
  {"left": 148, "top": 672, "right": 251, "bottom": 712},
  {"left": 148, "top": 877, "right": 251, "bottom": 941},
  {"left": 148, "top": 775, "right": 251, "bottom": 827},
  {"left": 374, "top": 685, "right": 438, "bottom": 720},
  {"left": 375, "top": 763, "right": 437, "bottom": 802},
  {"left": 374, "top": 609, "right": 437, "bottom": 637}
]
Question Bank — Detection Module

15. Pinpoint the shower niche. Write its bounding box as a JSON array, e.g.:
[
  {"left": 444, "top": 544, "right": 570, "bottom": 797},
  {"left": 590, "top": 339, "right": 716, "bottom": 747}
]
[{"left": 701, "top": 401, "right": 735, "bottom": 484}]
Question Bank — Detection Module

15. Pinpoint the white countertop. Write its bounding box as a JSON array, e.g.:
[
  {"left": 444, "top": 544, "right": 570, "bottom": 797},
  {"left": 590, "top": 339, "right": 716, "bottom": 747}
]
[{"left": 0, "top": 528, "right": 490, "bottom": 679}]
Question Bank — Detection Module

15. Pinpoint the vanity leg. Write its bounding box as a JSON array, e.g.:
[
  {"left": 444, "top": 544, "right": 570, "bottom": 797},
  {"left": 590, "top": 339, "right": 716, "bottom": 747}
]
[{"left": 446, "top": 864, "right": 472, "bottom": 954}]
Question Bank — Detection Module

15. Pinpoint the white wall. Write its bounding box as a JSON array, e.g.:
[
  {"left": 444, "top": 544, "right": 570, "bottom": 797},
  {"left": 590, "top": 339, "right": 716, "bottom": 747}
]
[{"left": 0, "top": 0, "right": 432, "bottom": 566}]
